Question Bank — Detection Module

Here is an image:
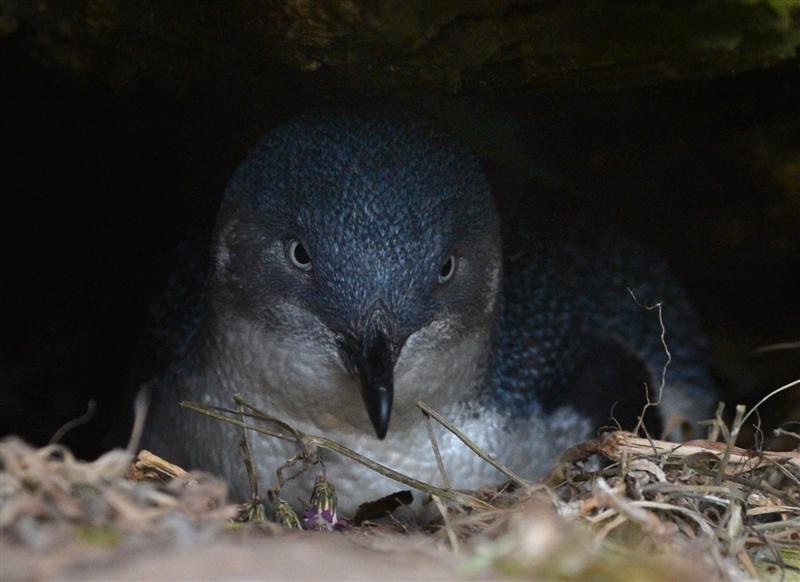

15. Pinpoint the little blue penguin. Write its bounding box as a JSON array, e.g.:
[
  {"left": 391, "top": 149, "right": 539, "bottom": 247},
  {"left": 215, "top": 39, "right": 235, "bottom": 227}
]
[{"left": 144, "top": 108, "right": 715, "bottom": 513}]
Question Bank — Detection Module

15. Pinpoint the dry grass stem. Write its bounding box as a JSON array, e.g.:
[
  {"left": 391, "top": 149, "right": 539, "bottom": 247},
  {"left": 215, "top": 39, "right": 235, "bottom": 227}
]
[
  {"left": 129, "top": 449, "right": 188, "bottom": 481},
  {"left": 753, "top": 340, "right": 800, "bottom": 354},
  {"left": 415, "top": 399, "right": 530, "bottom": 487},
  {"left": 600, "top": 431, "right": 800, "bottom": 472},
  {"left": 48, "top": 400, "right": 96, "bottom": 445},
  {"left": 626, "top": 289, "right": 670, "bottom": 438},
  {"left": 5, "top": 360, "right": 798, "bottom": 579},
  {"left": 180, "top": 399, "right": 494, "bottom": 511}
]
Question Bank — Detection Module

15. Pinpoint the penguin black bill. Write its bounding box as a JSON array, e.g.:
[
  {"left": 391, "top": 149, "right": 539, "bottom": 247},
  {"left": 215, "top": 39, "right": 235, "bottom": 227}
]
[
  {"left": 355, "top": 325, "right": 395, "bottom": 440},
  {"left": 337, "top": 307, "right": 397, "bottom": 440}
]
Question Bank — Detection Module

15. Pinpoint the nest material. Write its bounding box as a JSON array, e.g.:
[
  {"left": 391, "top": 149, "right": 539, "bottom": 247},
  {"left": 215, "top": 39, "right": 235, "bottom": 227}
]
[
  {"left": 0, "top": 437, "right": 237, "bottom": 550},
  {"left": 3, "top": 393, "right": 798, "bottom": 580}
]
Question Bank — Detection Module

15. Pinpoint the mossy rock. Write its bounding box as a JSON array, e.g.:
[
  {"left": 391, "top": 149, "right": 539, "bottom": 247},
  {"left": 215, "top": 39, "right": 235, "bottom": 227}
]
[{"left": 3, "top": 0, "right": 800, "bottom": 94}]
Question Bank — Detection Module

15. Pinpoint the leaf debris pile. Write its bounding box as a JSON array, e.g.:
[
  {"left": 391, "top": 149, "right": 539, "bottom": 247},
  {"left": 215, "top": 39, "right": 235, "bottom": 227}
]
[
  {"left": 443, "top": 429, "right": 800, "bottom": 580},
  {"left": 0, "top": 437, "right": 236, "bottom": 553},
  {"left": 1, "top": 395, "right": 798, "bottom": 580}
]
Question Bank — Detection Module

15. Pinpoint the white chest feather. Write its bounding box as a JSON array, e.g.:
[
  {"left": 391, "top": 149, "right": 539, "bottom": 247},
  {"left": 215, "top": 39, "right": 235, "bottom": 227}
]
[{"left": 174, "top": 308, "right": 591, "bottom": 514}]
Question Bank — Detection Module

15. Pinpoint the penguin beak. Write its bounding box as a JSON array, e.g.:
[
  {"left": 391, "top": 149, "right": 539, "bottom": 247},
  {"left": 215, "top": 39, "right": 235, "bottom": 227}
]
[
  {"left": 355, "top": 327, "right": 395, "bottom": 440},
  {"left": 340, "top": 308, "right": 396, "bottom": 439}
]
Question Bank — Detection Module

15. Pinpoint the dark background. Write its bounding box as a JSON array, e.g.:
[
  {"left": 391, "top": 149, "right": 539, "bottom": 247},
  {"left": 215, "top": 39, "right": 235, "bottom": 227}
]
[{"left": 2, "top": 6, "right": 799, "bottom": 457}]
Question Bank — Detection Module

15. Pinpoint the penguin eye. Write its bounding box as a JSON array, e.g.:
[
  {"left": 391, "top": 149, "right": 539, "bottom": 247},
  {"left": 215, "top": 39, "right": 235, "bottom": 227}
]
[
  {"left": 287, "top": 239, "right": 313, "bottom": 271},
  {"left": 438, "top": 255, "right": 456, "bottom": 284}
]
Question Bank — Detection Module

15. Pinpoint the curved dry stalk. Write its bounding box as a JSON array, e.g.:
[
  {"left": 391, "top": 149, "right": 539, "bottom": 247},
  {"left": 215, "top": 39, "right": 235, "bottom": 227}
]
[
  {"left": 741, "top": 378, "right": 800, "bottom": 426},
  {"left": 421, "top": 410, "right": 451, "bottom": 489},
  {"left": 415, "top": 400, "right": 530, "bottom": 488},
  {"left": 626, "top": 289, "right": 670, "bottom": 441},
  {"left": 715, "top": 404, "right": 746, "bottom": 486},
  {"left": 630, "top": 501, "right": 716, "bottom": 538},
  {"left": 753, "top": 340, "right": 800, "bottom": 354},
  {"left": 49, "top": 400, "right": 97, "bottom": 445},
  {"left": 180, "top": 400, "right": 493, "bottom": 511}
]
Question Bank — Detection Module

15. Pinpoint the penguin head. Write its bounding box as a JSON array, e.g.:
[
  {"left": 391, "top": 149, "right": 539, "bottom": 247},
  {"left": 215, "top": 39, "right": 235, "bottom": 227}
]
[{"left": 209, "top": 109, "right": 502, "bottom": 438}]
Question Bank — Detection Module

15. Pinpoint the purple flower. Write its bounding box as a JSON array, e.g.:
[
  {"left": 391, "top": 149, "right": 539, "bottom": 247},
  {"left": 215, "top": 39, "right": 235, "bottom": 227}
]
[{"left": 304, "top": 474, "right": 347, "bottom": 531}]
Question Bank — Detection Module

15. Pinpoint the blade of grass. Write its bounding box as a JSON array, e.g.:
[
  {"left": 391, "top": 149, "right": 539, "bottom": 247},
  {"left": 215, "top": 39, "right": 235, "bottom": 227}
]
[{"left": 181, "top": 400, "right": 494, "bottom": 511}]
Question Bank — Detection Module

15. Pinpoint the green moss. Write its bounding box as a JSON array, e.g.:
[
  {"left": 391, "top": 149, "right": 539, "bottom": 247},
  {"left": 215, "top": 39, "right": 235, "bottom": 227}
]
[
  {"left": 755, "top": 548, "right": 800, "bottom": 581},
  {"left": 73, "top": 524, "right": 123, "bottom": 546}
]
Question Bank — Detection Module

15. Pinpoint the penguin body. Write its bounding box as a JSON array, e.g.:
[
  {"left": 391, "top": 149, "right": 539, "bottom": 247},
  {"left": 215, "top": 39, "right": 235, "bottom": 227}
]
[{"left": 144, "top": 109, "right": 714, "bottom": 512}]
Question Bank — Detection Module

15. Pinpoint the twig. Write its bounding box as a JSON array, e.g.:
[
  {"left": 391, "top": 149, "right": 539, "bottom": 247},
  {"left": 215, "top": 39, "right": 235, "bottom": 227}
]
[
  {"left": 599, "top": 431, "right": 800, "bottom": 472},
  {"left": 415, "top": 400, "right": 530, "bottom": 487},
  {"left": 420, "top": 407, "right": 459, "bottom": 553},
  {"left": 181, "top": 400, "right": 493, "bottom": 511},
  {"left": 596, "top": 513, "right": 629, "bottom": 541},
  {"left": 640, "top": 482, "right": 745, "bottom": 502},
  {"left": 714, "top": 404, "right": 732, "bottom": 445},
  {"left": 715, "top": 405, "right": 746, "bottom": 486},
  {"left": 741, "top": 378, "right": 800, "bottom": 426},
  {"left": 627, "top": 289, "right": 670, "bottom": 438},
  {"left": 234, "top": 394, "right": 323, "bottom": 495},
  {"left": 130, "top": 449, "right": 188, "bottom": 481},
  {"left": 594, "top": 478, "right": 677, "bottom": 537},
  {"left": 49, "top": 400, "right": 96, "bottom": 445},
  {"left": 238, "top": 400, "right": 258, "bottom": 497},
  {"left": 737, "top": 549, "right": 760, "bottom": 580},
  {"left": 753, "top": 340, "right": 800, "bottom": 354},
  {"left": 774, "top": 427, "right": 800, "bottom": 442},
  {"left": 707, "top": 402, "right": 726, "bottom": 442},
  {"left": 752, "top": 409, "right": 765, "bottom": 455},
  {"left": 630, "top": 500, "right": 716, "bottom": 538},
  {"left": 751, "top": 517, "right": 800, "bottom": 532},
  {"left": 723, "top": 498, "right": 745, "bottom": 556},
  {"left": 421, "top": 409, "right": 451, "bottom": 489},
  {"left": 233, "top": 393, "right": 318, "bottom": 462},
  {"left": 433, "top": 494, "right": 460, "bottom": 554},
  {"left": 126, "top": 389, "right": 149, "bottom": 455}
]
